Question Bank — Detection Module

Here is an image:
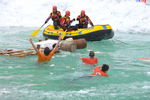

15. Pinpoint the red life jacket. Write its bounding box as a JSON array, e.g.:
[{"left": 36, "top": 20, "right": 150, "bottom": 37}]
[
  {"left": 77, "top": 15, "right": 93, "bottom": 25},
  {"left": 80, "top": 57, "right": 98, "bottom": 65},
  {"left": 60, "top": 16, "right": 70, "bottom": 27},
  {"left": 138, "top": 58, "right": 150, "bottom": 61},
  {"left": 91, "top": 66, "right": 109, "bottom": 77},
  {"left": 50, "top": 11, "right": 61, "bottom": 21},
  {"left": 77, "top": 15, "right": 89, "bottom": 25}
]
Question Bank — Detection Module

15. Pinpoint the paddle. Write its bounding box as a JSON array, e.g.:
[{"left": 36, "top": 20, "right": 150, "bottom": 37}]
[
  {"left": 60, "top": 21, "right": 75, "bottom": 39},
  {"left": 30, "top": 23, "right": 46, "bottom": 37},
  {"left": 60, "top": 30, "right": 67, "bottom": 39},
  {"left": 60, "top": 18, "right": 76, "bottom": 39}
]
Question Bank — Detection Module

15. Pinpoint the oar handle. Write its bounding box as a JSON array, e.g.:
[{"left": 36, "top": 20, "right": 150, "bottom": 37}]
[{"left": 40, "top": 23, "right": 46, "bottom": 28}]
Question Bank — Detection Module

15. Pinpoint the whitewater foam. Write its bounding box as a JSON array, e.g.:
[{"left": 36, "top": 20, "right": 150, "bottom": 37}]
[{"left": 0, "top": 0, "right": 150, "bottom": 32}]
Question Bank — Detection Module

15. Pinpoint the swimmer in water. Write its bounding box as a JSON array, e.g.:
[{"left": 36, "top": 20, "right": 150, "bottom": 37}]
[
  {"left": 29, "top": 37, "right": 61, "bottom": 63},
  {"left": 80, "top": 51, "right": 98, "bottom": 65},
  {"left": 91, "top": 64, "right": 109, "bottom": 77}
]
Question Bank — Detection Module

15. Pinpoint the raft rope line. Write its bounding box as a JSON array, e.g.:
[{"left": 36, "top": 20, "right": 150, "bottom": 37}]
[{"left": 113, "top": 39, "right": 129, "bottom": 45}]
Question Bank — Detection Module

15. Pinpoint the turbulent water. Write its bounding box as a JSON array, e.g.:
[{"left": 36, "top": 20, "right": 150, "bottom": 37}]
[{"left": 0, "top": 0, "right": 150, "bottom": 100}]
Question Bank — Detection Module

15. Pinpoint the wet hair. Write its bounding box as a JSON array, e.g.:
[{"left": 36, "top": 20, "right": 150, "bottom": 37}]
[
  {"left": 38, "top": 39, "right": 42, "bottom": 42},
  {"left": 44, "top": 47, "right": 51, "bottom": 56},
  {"left": 89, "top": 51, "right": 95, "bottom": 58},
  {"left": 52, "top": 43, "right": 57, "bottom": 49},
  {"left": 45, "top": 37, "right": 49, "bottom": 40},
  {"left": 37, "top": 45, "right": 40, "bottom": 50},
  {"left": 101, "top": 64, "right": 109, "bottom": 72}
]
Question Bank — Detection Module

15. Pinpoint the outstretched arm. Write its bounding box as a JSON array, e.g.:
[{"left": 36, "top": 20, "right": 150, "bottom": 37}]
[
  {"left": 77, "top": 15, "right": 80, "bottom": 20},
  {"left": 45, "top": 16, "right": 51, "bottom": 24},
  {"left": 70, "top": 18, "right": 75, "bottom": 23},
  {"left": 52, "top": 36, "right": 62, "bottom": 51},
  {"left": 47, "top": 37, "right": 62, "bottom": 58},
  {"left": 88, "top": 17, "right": 94, "bottom": 26},
  {"left": 45, "top": 13, "right": 52, "bottom": 24},
  {"left": 29, "top": 38, "right": 38, "bottom": 53}
]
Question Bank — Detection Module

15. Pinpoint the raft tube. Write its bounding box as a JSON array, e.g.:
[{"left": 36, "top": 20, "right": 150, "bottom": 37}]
[{"left": 43, "top": 24, "right": 114, "bottom": 41}]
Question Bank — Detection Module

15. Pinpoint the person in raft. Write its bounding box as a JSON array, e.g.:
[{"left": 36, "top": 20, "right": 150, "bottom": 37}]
[
  {"left": 90, "top": 64, "right": 109, "bottom": 77},
  {"left": 29, "top": 37, "right": 61, "bottom": 63},
  {"left": 76, "top": 10, "right": 94, "bottom": 28},
  {"left": 44, "top": 6, "right": 62, "bottom": 29},
  {"left": 60, "top": 10, "right": 75, "bottom": 31},
  {"left": 80, "top": 51, "right": 98, "bottom": 65}
]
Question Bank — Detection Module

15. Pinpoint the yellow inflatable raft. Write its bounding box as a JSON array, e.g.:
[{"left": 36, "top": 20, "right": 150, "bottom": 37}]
[{"left": 43, "top": 24, "right": 114, "bottom": 41}]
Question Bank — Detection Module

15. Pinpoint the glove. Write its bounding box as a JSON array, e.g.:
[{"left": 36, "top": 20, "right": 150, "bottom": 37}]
[
  {"left": 91, "top": 23, "right": 94, "bottom": 26},
  {"left": 45, "top": 17, "right": 51, "bottom": 24},
  {"left": 45, "top": 21, "right": 48, "bottom": 24}
]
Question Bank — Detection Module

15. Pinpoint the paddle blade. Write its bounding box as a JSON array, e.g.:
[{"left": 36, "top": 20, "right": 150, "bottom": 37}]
[
  {"left": 60, "top": 31, "right": 66, "bottom": 39},
  {"left": 30, "top": 28, "right": 41, "bottom": 37}
]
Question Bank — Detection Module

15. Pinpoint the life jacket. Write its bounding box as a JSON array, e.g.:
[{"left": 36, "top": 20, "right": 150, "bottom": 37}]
[
  {"left": 60, "top": 16, "right": 70, "bottom": 27},
  {"left": 80, "top": 57, "right": 98, "bottom": 65},
  {"left": 37, "top": 47, "right": 57, "bottom": 63},
  {"left": 77, "top": 15, "right": 89, "bottom": 25},
  {"left": 138, "top": 58, "right": 150, "bottom": 61},
  {"left": 50, "top": 11, "right": 61, "bottom": 21},
  {"left": 91, "top": 66, "right": 109, "bottom": 77}
]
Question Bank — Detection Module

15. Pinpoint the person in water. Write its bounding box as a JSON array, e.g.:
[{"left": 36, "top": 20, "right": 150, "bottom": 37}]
[
  {"left": 71, "top": 64, "right": 109, "bottom": 81},
  {"left": 60, "top": 10, "right": 75, "bottom": 31},
  {"left": 76, "top": 10, "right": 94, "bottom": 28},
  {"left": 80, "top": 51, "right": 98, "bottom": 65},
  {"left": 29, "top": 37, "right": 61, "bottom": 63},
  {"left": 45, "top": 6, "right": 62, "bottom": 29},
  {"left": 91, "top": 64, "right": 109, "bottom": 77}
]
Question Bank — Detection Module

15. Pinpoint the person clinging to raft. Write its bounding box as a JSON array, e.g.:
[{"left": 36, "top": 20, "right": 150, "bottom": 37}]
[
  {"left": 90, "top": 64, "right": 109, "bottom": 77},
  {"left": 29, "top": 37, "right": 61, "bottom": 63},
  {"left": 80, "top": 51, "right": 98, "bottom": 65}
]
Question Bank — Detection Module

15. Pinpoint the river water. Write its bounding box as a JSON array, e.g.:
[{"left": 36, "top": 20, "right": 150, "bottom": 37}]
[{"left": 0, "top": 0, "right": 150, "bottom": 100}]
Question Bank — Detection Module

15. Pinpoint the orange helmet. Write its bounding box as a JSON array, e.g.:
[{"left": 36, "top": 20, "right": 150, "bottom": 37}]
[
  {"left": 65, "top": 10, "right": 70, "bottom": 16},
  {"left": 53, "top": 6, "right": 57, "bottom": 11},
  {"left": 81, "top": 10, "right": 85, "bottom": 15}
]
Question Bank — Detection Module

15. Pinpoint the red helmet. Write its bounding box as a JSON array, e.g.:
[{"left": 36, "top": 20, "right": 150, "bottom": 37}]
[
  {"left": 53, "top": 6, "right": 57, "bottom": 11},
  {"left": 65, "top": 10, "right": 70, "bottom": 16},
  {"left": 81, "top": 10, "right": 85, "bottom": 15}
]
